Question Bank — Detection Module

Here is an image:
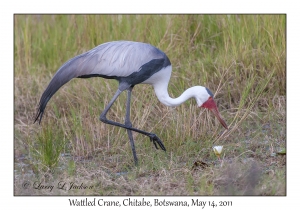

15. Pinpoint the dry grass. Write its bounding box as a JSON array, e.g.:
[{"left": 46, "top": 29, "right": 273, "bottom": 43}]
[{"left": 14, "top": 14, "right": 286, "bottom": 195}]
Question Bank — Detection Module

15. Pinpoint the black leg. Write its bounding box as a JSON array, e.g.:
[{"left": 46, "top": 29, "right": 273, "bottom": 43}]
[
  {"left": 125, "top": 86, "right": 138, "bottom": 165},
  {"left": 99, "top": 86, "right": 166, "bottom": 158}
]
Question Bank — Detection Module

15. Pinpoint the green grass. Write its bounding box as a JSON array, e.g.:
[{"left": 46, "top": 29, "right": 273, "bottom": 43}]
[
  {"left": 30, "top": 124, "right": 65, "bottom": 170},
  {"left": 14, "top": 14, "right": 285, "bottom": 195}
]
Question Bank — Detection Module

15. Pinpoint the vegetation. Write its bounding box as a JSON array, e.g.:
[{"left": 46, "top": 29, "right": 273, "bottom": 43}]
[{"left": 14, "top": 15, "right": 285, "bottom": 195}]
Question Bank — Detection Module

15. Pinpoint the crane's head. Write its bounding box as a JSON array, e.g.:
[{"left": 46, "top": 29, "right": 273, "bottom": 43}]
[{"left": 196, "top": 87, "right": 228, "bottom": 129}]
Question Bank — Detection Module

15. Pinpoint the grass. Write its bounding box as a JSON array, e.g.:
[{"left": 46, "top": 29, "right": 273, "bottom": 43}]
[{"left": 14, "top": 14, "right": 286, "bottom": 195}]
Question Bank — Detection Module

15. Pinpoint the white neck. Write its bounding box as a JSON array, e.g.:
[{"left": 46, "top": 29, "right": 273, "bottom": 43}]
[
  {"left": 142, "top": 65, "right": 208, "bottom": 107},
  {"left": 153, "top": 83, "right": 205, "bottom": 107}
]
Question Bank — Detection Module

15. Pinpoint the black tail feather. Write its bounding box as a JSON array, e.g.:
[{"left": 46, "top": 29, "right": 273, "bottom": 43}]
[{"left": 34, "top": 65, "right": 77, "bottom": 124}]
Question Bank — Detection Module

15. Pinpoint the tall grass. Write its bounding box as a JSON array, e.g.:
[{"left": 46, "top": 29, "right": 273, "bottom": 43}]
[{"left": 14, "top": 15, "right": 286, "bottom": 195}]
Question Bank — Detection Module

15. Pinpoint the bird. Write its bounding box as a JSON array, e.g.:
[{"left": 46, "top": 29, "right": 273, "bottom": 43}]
[{"left": 34, "top": 40, "right": 228, "bottom": 165}]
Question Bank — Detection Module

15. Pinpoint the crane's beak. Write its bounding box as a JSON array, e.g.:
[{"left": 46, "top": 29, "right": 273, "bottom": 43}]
[{"left": 200, "top": 97, "right": 228, "bottom": 129}]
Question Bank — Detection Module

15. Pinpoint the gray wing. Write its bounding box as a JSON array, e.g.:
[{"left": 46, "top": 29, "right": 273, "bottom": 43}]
[
  {"left": 34, "top": 41, "right": 167, "bottom": 123},
  {"left": 65, "top": 41, "right": 166, "bottom": 77}
]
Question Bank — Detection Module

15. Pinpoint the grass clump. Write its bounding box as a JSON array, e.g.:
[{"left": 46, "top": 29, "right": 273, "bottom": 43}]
[{"left": 30, "top": 124, "right": 65, "bottom": 170}]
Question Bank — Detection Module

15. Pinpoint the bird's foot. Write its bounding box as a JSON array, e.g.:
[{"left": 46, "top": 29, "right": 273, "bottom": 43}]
[{"left": 149, "top": 133, "right": 166, "bottom": 151}]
